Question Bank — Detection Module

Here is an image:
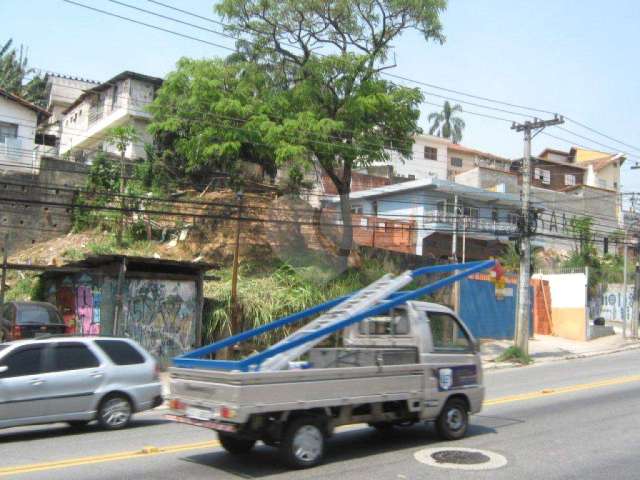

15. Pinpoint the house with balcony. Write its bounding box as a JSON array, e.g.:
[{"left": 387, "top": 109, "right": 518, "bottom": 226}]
[
  {"left": 58, "top": 71, "right": 163, "bottom": 162},
  {"left": 454, "top": 146, "right": 625, "bottom": 253},
  {"left": 447, "top": 143, "right": 511, "bottom": 180},
  {"left": 0, "top": 88, "right": 50, "bottom": 174},
  {"left": 37, "top": 73, "right": 100, "bottom": 156},
  {"left": 322, "top": 177, "right": 522, "bottom": 259}
]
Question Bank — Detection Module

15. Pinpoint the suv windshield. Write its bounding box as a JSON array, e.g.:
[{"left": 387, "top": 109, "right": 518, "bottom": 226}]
[{"left": 16, "top": 305, "right": 62, "bottom": 325}]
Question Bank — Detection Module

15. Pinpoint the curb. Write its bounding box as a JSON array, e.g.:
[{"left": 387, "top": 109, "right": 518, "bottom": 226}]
[{"left": 483, "top": 342, "right": 640, "bottom": 371}]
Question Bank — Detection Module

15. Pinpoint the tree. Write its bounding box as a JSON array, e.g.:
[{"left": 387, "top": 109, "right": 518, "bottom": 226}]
[
  {"left": 213, "top": 0, "right": 444, "bottom": 260},
  {"left": 148, "top": 57, "right": 280, "bottom": 191},
  {"left": 0, "top": 39, "right": 47, "bottom": 107},
  {"left": 104, "top": 124, "right": 140, "bottom": 245},
  {"left": 428, "top": 100, "right": 465, "bottom": 143}
]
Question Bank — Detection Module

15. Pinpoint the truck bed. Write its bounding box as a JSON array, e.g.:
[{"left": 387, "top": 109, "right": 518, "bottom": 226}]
[{"left": 169, "top": 362, "right": 425, "bottom": 422}]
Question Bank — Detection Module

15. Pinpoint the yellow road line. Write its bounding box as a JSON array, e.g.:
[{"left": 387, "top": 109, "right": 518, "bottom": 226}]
[
  {"left": 485, "top": 374, "right": 640, "bottom": 406},
  {"left": 0, "top": 440, "right": 220, "bottom": 477},
  {"left": 3, "top": 373, "right": 640, "bottom": 476}
]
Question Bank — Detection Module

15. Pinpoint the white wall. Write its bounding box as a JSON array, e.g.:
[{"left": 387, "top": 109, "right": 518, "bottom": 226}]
[
  {"left": 383, "top": 134, "right": 449, "bottom": 180},
  {"left": 0, "top": 95, "right": 38, "bottom": 172}
]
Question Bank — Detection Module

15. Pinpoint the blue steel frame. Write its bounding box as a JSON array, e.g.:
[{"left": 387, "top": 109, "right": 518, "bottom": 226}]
[{"left": 172, "top": 260, "right": 495, "bottom": 371}]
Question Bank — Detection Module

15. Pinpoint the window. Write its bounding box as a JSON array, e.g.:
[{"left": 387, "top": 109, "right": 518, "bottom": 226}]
[
  {"left": 462, "top": 206, "right": 479, "bottom": 219},
  {"left": 359, "top": 310, "right": 409, "bottom": 335},
  {"left": 16, "top": 305, "right": 63, "bottom": 325},
  {"left": 95, "top": 340, "right": 145, "bottom": 365},
  {"left": 50, "top": 342, "right": 100, "bottom": 371},
  {"left": 0, "top": 345, "right": 44, "bottom": 377},
  {"left": 507, "top": 212, "right": 520, "bottom": 225},
  {"left": 428, "top": 312, "right": 472, "bottom": 352},
  {"left": 351, "top": 205, "right": 363, "bottom": 214},
  {"left": 534, "top": 168, "right": 551, "bottom": 184},
  {"left": 0, "top": 122, "right": 18, "bottom": 142},
  {"left": 492, "top": 208, "right": 499, "bottom": 222},
  {"left": 451, "top": 157, "right": 463, "bottom": 168},
  {"left": 597, "top": 178, "right": 607, "bottom": 188},
  {"left": 614, "top": 181, "right": 618, "bottom": 189},
  {"left": 424, "top": 146, "right": 438, "bottom": 160},
  {"left": 564, "top": 174, "right": 576, "bottom": 186}
]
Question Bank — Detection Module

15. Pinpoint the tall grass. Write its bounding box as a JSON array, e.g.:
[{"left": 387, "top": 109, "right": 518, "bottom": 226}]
[{"left": 202, "top": 257, "right": 389, "bottom": 348}]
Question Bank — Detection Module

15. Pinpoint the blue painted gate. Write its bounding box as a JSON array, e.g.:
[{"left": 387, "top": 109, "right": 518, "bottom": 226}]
[{"left": 458, "top": 277, "right": 530, "bottom": 339}]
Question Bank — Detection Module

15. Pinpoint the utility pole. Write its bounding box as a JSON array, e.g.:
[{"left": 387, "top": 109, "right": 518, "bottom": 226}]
[
  {"left": 623, "top": 238, "right": 628, "bottom": 338},
  {"left": 230, "top": 190, "right": 244, "bottom": 341},
  {"left": 512, "top": 115, "right": 564, "bottom": 355},
  {"left": 632, "top": 237, "right": 640, "bottom": 339},
  {"left": 0, "top": 233, "right": 8, "bottom": 304},
  {"left": 451, "top": 195, "right": 459, "bottom": 312},
  {"left": 117, "top": 148, "right": 126, "bottom": 245}
]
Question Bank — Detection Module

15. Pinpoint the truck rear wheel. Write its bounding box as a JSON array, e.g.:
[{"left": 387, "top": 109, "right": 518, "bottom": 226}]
[
  {"left": 218, "top": 432, "right": 256, "bottom": 454},
  {"left": 436, "top": 398, "right": 468, "bottom": 440},
  {"left": 280, "top": 417, "right": 325, "bottom": 469}
]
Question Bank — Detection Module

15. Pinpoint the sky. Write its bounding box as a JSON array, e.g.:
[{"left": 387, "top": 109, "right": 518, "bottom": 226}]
[{"left": 3, "top": 0, "right": 640, "bottom": 191}]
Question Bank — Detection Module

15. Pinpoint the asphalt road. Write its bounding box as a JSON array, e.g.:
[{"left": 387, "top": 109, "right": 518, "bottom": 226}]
[{"left": 3, "top": 349, "right": 640, "bottom": 479}]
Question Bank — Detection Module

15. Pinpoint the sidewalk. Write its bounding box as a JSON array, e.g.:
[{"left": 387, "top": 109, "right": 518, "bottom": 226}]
[{"left": 481, "top": 334, "right": 640, "bottom": 369}]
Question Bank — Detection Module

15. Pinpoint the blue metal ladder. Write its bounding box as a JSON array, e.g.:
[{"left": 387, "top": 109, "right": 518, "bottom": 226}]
[{"left": 173, "top": 259, "right": 496, "bottom": 372}]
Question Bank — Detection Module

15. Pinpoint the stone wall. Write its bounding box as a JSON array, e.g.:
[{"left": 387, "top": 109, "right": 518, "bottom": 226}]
[{"left": 0, "top": 157, "right": 88, "bottom": 254}]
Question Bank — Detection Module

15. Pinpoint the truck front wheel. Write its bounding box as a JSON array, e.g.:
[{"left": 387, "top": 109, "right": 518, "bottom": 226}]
[
  {"left": 280, "top": 417, "right": 326, "bottom": 469},
  {"left": 218, "top": 432, "right": 256, "bottom": 454},
  {"left": 436, "top": 398, "right": 469, "bottom": 440}
]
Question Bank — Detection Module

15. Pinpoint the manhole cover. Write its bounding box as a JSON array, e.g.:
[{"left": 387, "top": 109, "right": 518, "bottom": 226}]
[
  {"left": 414, "top": 447, "right": 507, "bottom": 471},
  {"left": 432, "top": 450, "right": 490, "bottom": 465}
]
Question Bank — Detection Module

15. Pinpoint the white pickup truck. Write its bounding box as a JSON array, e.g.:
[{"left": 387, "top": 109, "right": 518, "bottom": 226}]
[{"left": 167, "top": 261, "right": 493, "bottom": 469}]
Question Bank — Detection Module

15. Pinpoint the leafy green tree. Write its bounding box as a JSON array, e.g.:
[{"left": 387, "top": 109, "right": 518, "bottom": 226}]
[
  {"left": 428, "top": 100, "right": 465, "bottom": 143},
  {"left": 0, "top": 39, "right": 47, "bottom": 107},
  {"left": 104, "top": 124, "right": 140, "bottom": 244},
  {"left": 152, "top": 0, "right": 445, "bottom": 259}
]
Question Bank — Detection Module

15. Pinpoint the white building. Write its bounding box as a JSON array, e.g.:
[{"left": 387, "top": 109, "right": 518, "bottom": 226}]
[
  {"left": 59, "top": 71, "right": 163, "bottom": 162},
  {"left": 382, "top": 133, "right": 450, "bottom": 180},
  {"left": 38, "top": 73, "right": 100, "bottom": 156},
  {"left": 0, "top": 88, "right": 50, "bottom": 173}
]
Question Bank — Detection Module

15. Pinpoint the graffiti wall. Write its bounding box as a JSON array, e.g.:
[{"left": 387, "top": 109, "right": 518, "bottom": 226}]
[
  {"left": 590, "top": 284, "right": 632, "bottom": 323},
  {"left": 46, "top": 274, "right": 102, "bottom": 336},
  {"left": 122, "top": 278, "right": 197, "bottom": 362}
]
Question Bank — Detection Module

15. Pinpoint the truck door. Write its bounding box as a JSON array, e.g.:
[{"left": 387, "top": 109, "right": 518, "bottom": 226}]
[{"left": 421, "top": 311, "right": 481, "bottom": 417}]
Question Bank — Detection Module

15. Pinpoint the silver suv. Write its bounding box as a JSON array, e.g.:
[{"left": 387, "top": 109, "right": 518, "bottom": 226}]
[{"left": 0, "top": 337, "right": 163, "bottom": 430}]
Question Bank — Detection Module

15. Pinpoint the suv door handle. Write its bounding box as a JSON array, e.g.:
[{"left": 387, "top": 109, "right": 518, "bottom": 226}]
[
  {"left": 30, "top": 379, "right": 44, "bottom": 386},
  {"left": 91, "top": 372, "right": 104, "bottom": 379}
]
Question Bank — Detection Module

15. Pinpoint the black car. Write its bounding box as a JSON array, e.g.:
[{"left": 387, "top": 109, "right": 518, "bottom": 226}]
[{"left": 0, "top": 302, "right": 68, "bottom": 342}]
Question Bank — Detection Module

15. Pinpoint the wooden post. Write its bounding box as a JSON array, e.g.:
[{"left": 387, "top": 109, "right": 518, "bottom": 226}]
[
  {"left": 0, "top": 234, "right": 8, "bottom": 304},
  {"left": 230, "top": 191, "right": 244, "bottom": 339},
  {"left": 112, "top": 257, "right": 127, "bottom": 336}
]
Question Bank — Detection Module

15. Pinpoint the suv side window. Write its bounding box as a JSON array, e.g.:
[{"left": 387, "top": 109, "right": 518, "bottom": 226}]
[
  {"left": 50, "top": 342, "right": 100, "bottom": 372},
  {"left": 95, "top": 340, "right": 145, "bottom": 365},
  {"left": 0, "top": 345, "right": 44, "bottom": 377},
  {"left": 427, "top": 312, "right": 473, "bottom": 353},
  {"left": 2, "top": 304, "right": 14, "bottom": 322}
]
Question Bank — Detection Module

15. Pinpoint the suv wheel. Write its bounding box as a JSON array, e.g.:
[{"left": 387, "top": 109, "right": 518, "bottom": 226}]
[
  {"left": 436, "top": 398, "right": 469, "bottom": 440},
  {"left": 98, "top": 394, "right": 132, "bottom": 430},
  {"left": 279, "top": 417, "right": 326, "bottom": 469}
]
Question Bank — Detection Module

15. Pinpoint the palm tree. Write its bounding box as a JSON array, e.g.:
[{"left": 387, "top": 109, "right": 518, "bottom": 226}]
[{"left": 428, "top": 101, "right": 466, "bottom": 144}]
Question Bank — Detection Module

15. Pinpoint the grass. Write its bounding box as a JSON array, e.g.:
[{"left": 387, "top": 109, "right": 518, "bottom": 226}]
[
  {"left": 202, "top": 255, "right": 390, "bottom": 348},
  {"left": 4, "top": 275, "right": 41, "bottom": 302},
  {"left": 496, "top": 346, "right": 533, "bottom": 365}
]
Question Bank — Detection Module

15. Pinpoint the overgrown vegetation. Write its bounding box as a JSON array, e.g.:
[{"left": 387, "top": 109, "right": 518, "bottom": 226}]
[
  {"left": 4, "top": 275, "right": 44, "bottom": 302},
  {"left": 562, "top": 217, "right": 624, "bottom": 296},
  {"left": 496, "top": 346, "right": 532, "bottom": 365}
]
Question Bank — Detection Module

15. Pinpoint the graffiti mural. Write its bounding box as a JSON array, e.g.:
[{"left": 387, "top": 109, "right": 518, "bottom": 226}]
[
  {"left": 122, "top": 279, "right": 196, "bottom": 362},
  {"left": 75, "top": 274, "right": 101, "bottom": 335},
  {"left": 46, "top": 274, "right": 101, "bottom": 335}
]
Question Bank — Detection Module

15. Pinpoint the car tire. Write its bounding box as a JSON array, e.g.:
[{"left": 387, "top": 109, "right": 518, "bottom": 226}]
[
  {"left": 279, "top": 417, "right": 326, "bottom": 469},
  {"left": 436, "top": 398, "right": 469, "bottom": 441},
  {"left": 218, "top": 432, "right": 256, "bottom": 454},
  {"left": 97, "top": 394, "right": 133, "bottom": 430}
]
